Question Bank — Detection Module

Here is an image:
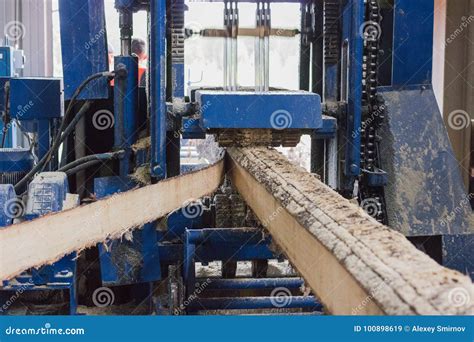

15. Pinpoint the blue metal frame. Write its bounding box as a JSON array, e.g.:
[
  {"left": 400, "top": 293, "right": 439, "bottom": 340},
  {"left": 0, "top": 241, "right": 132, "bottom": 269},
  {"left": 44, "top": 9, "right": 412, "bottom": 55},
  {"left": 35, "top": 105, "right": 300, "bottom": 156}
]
[
  {"left": 342, "top": 0, "right": 365, "bottom": 178},
  {"left": 59, "top": 0, "right": 109, "bottom": 100},
  {"left": 114, "top": 56, "right": 138, "bottom": 177},
  {"left": 391, "top": 0, "right": 434, "bottom": 88},
  {"left": 0, "top": 47, "right": 13, "bottom": 77},
  {"left": 150, "top": 0, "right": 167, "bottom": 179},
  {"left": 196, "top": 90, "right": 322, "bottom": 130},
  {"left": 9, "top": 78, "right": 63, "bottom": 160}
]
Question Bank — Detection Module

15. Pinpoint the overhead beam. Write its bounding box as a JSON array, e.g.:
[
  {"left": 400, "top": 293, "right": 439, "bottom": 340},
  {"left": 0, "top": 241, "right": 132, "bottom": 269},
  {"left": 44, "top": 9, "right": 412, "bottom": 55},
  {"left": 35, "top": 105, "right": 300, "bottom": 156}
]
[
  {"left": 0, "top": 160, "right": 224, "bottom": 282},
  {"left": 227, "top": 147, "right": 474, "bottom": 315}
]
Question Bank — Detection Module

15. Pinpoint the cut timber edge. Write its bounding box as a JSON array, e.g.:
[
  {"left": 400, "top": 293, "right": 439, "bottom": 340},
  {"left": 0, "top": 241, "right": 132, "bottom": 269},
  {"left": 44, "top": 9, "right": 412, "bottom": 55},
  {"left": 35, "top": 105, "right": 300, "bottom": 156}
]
[
  {"left": 227, "top": 147, "right": 474, "bottom": 315},
  {"left": 0, "top": 159, "right": 225, "bottom": 282}
]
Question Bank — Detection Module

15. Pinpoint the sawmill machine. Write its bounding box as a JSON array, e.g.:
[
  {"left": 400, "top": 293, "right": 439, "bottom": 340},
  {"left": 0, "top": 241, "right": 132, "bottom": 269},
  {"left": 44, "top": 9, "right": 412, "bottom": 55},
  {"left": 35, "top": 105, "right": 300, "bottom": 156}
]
[{"left": 0, "top": 0, "right": 472, "bottom": 315}]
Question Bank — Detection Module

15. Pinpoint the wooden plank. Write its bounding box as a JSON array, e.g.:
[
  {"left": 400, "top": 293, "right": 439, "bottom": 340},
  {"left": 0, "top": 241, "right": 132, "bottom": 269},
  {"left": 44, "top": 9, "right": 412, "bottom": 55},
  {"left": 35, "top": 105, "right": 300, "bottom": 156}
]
[
  {"left": 227, "top": 147, "right": 474, "bottom": 315},
  {"left": 0, "top": 160, "right": 224, "bottom": 282}
]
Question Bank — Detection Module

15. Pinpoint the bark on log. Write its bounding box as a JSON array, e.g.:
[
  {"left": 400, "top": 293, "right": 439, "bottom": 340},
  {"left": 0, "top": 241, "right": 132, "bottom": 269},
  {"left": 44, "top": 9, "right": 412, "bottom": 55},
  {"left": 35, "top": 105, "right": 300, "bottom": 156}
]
[{"left": 227, "top": 147, "right": 474, "bottom": 315}]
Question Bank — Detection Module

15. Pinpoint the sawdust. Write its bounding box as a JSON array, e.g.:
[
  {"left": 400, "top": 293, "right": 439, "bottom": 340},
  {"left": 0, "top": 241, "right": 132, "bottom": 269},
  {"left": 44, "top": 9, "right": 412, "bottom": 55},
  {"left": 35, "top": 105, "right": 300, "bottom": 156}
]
[
  {"left": 132, "top": 137, "right": 151, "bottom": 152},
  {"left": 131, "top": 164, "right": 152, "bottom": 185}
]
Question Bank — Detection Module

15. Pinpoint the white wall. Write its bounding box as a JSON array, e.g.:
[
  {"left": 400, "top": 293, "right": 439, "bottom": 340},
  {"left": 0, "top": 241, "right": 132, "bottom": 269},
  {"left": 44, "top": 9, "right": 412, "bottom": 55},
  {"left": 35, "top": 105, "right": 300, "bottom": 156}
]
[{"left": 0, "top": 0, "right": 53, "bottom": 77}]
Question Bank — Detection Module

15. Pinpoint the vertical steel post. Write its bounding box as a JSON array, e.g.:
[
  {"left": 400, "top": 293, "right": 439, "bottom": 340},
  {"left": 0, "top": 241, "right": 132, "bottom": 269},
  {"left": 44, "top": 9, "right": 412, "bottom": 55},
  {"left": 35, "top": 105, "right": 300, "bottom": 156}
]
[
  {"left": 150, "top": 0, "right": 167, "bottom": 179},
  {"left": 343, "top": 0, "right": 364, "bottom": 179},
  {"left": 114, "top": 56, "right": 138, "bottom": 177}
]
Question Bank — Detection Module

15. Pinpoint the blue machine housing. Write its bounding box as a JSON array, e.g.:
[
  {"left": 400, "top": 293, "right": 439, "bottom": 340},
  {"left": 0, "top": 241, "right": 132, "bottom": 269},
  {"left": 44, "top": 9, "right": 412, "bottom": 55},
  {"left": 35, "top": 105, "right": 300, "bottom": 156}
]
[
  {"left": 195, "top": 90, "right": 322, "bottom": 130},
  {"left": 0, "top": 184, "right": 16, "bottom": 227},
  {"left": 0, "top": 47, "right": 13, "bottom": 77},
  {"left": 8, "top": 78, "right": 63, "bottom": 120},
  {"left": 0, "top": 77, "right": 63, "bottom": 160}
]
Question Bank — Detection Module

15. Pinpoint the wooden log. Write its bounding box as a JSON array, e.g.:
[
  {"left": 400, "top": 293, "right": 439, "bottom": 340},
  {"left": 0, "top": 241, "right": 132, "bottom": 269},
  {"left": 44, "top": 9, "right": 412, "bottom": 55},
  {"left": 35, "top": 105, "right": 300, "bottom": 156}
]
[
  {"left": 0, "top": 160, "right": 225, "bottom": 282},
  {"left": 227, "top": 147, "right": 474, "bottom": 315}
]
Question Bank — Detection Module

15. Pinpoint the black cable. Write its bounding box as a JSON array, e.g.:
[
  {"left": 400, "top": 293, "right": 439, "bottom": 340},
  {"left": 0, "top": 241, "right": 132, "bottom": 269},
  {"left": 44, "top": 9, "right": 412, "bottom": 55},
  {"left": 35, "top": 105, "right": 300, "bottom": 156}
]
[
  {"left": 58, "top": 151, "right": 124, "bottom": 172},
  {"left": 45, "top": 71, "right": 114, "bottom": 170},
  {"left": 14, "top": 101, "right": 93, "bottom": 193},
  {"left": 1, "top": 82, "right": 11, "bottom": 148},
  {"left": 57, "top": 72, "right": 115, "bottom": 144},
  {"left": 65, "top": 160, "right": 104, "bottom": 177},
  {"left": 14, "top": 71, "right": 114, "bottom": 193}
]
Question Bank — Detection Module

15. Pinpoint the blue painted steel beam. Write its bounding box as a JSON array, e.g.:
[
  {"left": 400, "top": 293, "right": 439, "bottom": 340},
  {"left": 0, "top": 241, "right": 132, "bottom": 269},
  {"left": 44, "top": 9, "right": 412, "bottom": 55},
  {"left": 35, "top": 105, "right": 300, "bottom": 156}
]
[
  {"left": 115, "top": 0, "right": 145, "bottom": 11},
  {"left": 114, "top": 56, "right": 138, "bottom": 176},
  {"left": 59, "top": 0, "right": 109, "bottom": 100},
  {"left": 184, "top": 0, "right": 308, "bottom": 2},
  {"left": 187, "top": 228, "right": 269, "bottom": 245},
  {"left": 342, "top": 0, "right": 364, "bottom": 178},
  {"left": 196, "top": 90, "right": 322, "bottom": 130},
  {"left": 150, "top": 0, "right": 167, "bottom": 179},
  {"left": 391, "top": 0, "right": 434, "bottom": 87},
  {"left": 313, "top": 115, "right": 337, "bottom": 139},
  {"left": 158, "top": 242, "right": 279, "bottom": 263},
  {"left": 187, "top": 296, "right": 322, "bottom": 311},
  {"left": 196, "top": 277, "right": 304, "bottom": 290}
]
